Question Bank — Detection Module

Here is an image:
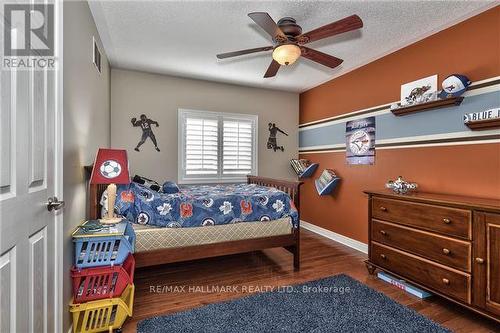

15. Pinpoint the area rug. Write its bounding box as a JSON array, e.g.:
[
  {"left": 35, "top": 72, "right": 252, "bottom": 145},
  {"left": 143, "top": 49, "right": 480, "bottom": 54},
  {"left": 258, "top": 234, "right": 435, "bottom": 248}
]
[{"left": 137, "top": 274, "right": 450, "bottom": 333}]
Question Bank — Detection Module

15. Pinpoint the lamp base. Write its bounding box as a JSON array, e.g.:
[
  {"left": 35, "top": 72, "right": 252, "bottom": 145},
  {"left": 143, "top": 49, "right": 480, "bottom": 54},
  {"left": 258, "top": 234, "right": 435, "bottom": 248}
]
[{"left": 99, "top": 217, "right": 123, "bottom": 225}]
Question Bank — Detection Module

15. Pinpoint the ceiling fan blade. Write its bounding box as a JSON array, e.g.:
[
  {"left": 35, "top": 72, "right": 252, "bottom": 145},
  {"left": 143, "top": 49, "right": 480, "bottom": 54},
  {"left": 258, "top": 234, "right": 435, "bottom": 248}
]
[
  {"left": 301, "top": 47, "right": 343, "bottom": 69},
  {"left": 217, "top": 46, "right": 273, "bottom": 59},
  {"left": 248, "top": 12, "right": 286, "bottom": 41},
  {"left": 264, "top": 59, "right": 280, "bottom": 78},
  {"left": 297, "top": 14, "right": 363, "bottom": 44}
]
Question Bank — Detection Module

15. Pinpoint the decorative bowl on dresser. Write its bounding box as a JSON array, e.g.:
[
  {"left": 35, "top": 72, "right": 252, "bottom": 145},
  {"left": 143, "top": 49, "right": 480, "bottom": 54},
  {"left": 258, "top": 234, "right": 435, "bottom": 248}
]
[{"left": 364, "top": 190, "right": 500, "bottom": 323}]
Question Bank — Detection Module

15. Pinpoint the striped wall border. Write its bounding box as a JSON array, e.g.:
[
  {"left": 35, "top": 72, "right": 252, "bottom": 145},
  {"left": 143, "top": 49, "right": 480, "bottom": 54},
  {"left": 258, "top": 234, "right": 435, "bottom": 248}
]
[{"left": 299, "top": 76, "right": 500, "bottom": 154}]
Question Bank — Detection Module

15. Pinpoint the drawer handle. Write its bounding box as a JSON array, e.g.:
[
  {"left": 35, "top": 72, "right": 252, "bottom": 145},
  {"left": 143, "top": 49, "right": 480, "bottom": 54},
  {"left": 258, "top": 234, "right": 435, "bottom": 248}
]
[
  {"left": 442, "top": 278, "right": 450, "bottom": 285},
  {"left": 442, "top": 248, "right": 451, "bottom": 255},
  {"left": 475, "top": 258, "right": 485, "bottom": 264},
  {"left": 380, "top": 254, "right": 387, "bottom": 260},
  {"left": 443, "top": 218, "right": 451, "bottom": 224},
  {"left": 380, "top": 206, "right": 387, "bottom": 212},
  {"left": 379, "top": 230, "right": 387, "bottom": 236}
]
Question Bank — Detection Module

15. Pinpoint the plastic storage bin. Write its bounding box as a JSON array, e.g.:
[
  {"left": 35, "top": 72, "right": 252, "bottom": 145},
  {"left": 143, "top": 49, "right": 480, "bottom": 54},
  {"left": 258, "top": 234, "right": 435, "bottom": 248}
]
[
  {"left": 70, "top": 284, "right": 134, "bottom": 333},
  {"left": 71, "top": 254, "right": 135, "bottom": 303},
  {"left": 73, "top": 221, "right": 135, "bottom": 269}
]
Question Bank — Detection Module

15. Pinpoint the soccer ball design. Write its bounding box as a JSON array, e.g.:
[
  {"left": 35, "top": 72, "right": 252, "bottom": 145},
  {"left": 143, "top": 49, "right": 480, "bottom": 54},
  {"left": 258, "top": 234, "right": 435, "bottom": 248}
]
[{"left": 100, "top": 160, "right": 122, "bottom": 179}]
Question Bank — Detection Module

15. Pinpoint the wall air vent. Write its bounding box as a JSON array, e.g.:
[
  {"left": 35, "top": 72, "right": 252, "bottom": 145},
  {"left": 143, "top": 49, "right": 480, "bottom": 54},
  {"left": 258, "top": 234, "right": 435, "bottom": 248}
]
[{"left": 93, "top": 36, "right": 101, "bottom": 73}]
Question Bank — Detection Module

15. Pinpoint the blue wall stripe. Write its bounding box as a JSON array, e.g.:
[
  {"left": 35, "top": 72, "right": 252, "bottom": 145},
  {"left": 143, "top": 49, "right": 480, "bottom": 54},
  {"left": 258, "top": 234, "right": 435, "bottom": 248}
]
[{"left": 299, "top": 91, "right": 500, "bottom": 149}]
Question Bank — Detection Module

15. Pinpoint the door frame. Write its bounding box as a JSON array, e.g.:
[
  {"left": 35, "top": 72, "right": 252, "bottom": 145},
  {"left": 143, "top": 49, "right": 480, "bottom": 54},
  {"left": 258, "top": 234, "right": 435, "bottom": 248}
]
[{"left": 54, "top": 0, "right": 64, "bottom": 331}]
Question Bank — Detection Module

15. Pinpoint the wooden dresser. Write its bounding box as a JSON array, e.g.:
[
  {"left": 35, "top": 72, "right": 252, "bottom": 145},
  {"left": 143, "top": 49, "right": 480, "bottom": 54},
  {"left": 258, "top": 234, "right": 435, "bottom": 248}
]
[{"left": 365, "top": 190, "right": 500, "bottom": 323}]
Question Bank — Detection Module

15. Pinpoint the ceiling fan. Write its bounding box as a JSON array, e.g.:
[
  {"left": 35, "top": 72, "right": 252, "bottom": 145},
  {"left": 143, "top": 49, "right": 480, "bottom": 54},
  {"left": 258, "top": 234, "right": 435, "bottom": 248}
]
[{"left": 216, "top": 12, "right": 363, "bottom": 78}]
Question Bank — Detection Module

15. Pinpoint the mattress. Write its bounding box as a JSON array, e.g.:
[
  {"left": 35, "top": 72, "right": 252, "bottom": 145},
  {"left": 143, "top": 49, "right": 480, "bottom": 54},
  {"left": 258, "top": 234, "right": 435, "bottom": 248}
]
[
  {"left": 109, "top": 182, "right": 299, "bottom": 228},
  {"left": 132, "top": 217, "right": 293, "bottom": 252}
]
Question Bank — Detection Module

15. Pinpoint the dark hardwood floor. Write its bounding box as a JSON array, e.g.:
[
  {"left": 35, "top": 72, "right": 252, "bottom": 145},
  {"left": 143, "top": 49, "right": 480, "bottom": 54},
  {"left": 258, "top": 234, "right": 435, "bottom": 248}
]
[{"left": 123, "top": 229, "right": 500, "bottom": 332}]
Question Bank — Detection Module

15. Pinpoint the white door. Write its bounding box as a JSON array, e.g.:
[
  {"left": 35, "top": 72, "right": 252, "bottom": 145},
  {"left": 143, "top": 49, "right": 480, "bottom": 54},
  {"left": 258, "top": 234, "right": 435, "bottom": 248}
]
[{"left": 0, "top": 0, "right": 62, "bottom": 332}]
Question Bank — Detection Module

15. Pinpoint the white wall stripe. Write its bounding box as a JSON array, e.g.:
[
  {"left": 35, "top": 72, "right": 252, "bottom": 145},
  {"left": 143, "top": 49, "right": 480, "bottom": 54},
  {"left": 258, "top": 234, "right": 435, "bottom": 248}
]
[
  {"left": 471, "top": 76, "right": 500, "bottom": 86},
  {"left": 301, "top": 221, "right": 368, "bottom": 254},
  {"left": 299, "top": 78, "right": 500, "bottom": 132},
  {"left": 378, "top": 138, "right": 500, "bottom": 150},
  {"left": 300, "top": 138, "right": 500, "bottom": 154}
]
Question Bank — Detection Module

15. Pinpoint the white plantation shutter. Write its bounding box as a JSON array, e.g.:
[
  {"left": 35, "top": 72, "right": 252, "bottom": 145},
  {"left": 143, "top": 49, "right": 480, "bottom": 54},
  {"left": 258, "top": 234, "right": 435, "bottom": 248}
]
[
  {"left": 223, "top": 120, "right": 253, "bottom": 175},
  {"left": 184, "top": 117, "right": 218, "bottom": 176},
  {"left": 179, "top": 109, "right": 257, "bottom": 183}
]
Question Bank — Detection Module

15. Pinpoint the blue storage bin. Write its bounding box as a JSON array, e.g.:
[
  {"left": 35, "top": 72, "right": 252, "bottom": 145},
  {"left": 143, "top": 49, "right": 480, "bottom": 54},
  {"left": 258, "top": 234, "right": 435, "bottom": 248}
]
[{"left": 73, "top": 221, "right": 135, "bottom": 268}]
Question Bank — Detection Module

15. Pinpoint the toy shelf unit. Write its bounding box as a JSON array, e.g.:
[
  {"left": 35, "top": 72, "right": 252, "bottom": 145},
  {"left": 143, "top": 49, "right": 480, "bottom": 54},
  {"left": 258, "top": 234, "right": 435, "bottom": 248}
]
[
  {"left": 391, "top": 96, "right": 464, "bottom": 116},
  {"left": 71, "top": 219, "right": 136, "bottom": 333},
  {"left": 315, "top": 169, "right": 340, "bottom": 196},
  {"left": 290, "top": 159, "right": 318, "bottom": 178}
]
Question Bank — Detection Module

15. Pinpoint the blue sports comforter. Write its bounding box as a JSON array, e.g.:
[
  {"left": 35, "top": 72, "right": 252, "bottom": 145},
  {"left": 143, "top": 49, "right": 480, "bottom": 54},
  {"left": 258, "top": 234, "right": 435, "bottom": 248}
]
[{"left": 110, "top": 182, "right": 299, "bottom": 228}]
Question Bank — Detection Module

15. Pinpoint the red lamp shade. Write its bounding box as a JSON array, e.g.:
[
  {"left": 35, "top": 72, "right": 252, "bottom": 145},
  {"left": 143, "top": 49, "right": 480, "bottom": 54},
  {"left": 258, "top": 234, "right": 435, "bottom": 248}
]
[{"left": 90, "top": 149, "right": 130, "bottom": 185}]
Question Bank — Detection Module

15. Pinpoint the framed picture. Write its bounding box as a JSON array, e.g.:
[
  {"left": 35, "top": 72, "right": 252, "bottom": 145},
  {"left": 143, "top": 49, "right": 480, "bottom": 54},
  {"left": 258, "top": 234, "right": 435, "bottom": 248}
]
[
  {"left": 400, "top": 75, "right": 438, "bottom": 106},
  {"left": 346, "top": 116, "right": 375, "bottom": 165}
]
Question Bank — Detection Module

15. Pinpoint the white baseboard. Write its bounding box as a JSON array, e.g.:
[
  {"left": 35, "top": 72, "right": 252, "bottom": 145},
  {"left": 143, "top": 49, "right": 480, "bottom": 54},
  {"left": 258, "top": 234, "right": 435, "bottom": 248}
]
[{"left": 300, "top": 220, "right": 368, "bottom": 254}]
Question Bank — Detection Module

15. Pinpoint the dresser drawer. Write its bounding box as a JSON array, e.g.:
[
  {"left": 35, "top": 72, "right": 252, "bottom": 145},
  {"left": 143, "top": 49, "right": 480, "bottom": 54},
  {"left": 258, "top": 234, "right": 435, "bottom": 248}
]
[
  {"left": 372, "top": 220, "right": 471, "bottom": 272},
  {"left": 371, "top": 242, "right": 471, "bottom": 303},
  {"left": 372, "top": 197, "right": 471, "bottom": 239}
]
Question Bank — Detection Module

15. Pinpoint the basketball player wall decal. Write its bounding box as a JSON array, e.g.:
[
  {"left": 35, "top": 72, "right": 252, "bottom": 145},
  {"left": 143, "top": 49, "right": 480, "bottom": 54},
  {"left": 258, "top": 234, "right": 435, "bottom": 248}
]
[
  {"left": 267, "top": 123, "right": 288, "bottom": 152},
  {"left": 131, "top": 114, "right": 161, "bottom": 152}
]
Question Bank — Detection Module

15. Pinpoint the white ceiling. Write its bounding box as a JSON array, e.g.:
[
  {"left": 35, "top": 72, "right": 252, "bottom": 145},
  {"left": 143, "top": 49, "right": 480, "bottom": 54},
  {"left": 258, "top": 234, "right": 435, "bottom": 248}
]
[{"left": 89, "top": 1, "right": 496, "bottom": 93}]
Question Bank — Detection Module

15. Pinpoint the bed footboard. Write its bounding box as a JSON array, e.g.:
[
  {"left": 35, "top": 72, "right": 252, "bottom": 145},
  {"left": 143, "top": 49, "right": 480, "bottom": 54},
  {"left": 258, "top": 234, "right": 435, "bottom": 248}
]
[{"left": 247, "top": 175, "right": 303, "bottom": 270}]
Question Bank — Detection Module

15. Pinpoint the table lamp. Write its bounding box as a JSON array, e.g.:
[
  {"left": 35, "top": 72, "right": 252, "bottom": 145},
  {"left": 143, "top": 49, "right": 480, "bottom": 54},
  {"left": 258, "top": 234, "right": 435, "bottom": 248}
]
[{"left": 90, "top": 148, "right": 130, "bottom": 224}]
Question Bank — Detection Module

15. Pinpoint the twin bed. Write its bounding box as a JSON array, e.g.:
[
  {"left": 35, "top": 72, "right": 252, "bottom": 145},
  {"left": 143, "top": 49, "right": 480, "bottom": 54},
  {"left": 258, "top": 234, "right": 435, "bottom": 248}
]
[{"left": 85, "top": 166, "right": 303, "bottom": 270}]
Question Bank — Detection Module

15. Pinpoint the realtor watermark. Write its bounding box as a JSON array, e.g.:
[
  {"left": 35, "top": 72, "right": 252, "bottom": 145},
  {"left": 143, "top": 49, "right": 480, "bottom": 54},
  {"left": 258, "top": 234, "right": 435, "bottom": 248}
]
[
  {"left": 150, "top": 284, "right": 352, "bottom": 295},
  {"left": 2, "top": 3, "right": 56, "bottom": 70}
]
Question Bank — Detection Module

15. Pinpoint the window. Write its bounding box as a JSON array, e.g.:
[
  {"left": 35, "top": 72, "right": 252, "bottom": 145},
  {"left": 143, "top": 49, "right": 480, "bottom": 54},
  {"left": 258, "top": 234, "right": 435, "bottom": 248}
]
[{"left": 178, "top": 109, "right": 258, "bottom": 183}]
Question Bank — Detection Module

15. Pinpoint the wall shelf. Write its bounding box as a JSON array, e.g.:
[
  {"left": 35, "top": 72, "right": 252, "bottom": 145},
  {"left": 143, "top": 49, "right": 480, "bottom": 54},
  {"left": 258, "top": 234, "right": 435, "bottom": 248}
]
[
  {"left": 391, "top": 96, "right": 464, "bottom": 116},
  {"left": 315, "top": 177, "right": 341, "bottom": 196},
  {"left": 465, "top": 118, "right": 500, "bottom": 131},
  {"left": 299, "top": 163, "right": 319, "bottom": 179}
]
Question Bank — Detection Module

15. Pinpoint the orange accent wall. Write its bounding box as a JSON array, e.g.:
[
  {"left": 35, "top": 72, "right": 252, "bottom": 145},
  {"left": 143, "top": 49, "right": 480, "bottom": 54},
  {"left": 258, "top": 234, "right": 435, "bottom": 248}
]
[
  {"left": 300, "top": 6, "right": 500, "bottom": 124},
  {"left": 299, "top": 7, "right": 500, "bottom": 244}
]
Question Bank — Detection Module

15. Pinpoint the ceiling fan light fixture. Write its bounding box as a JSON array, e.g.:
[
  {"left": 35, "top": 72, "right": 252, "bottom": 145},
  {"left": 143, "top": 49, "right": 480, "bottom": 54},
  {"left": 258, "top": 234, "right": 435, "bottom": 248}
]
[{"left": 272, "top": 44, "right": 301, "bottom": 66}]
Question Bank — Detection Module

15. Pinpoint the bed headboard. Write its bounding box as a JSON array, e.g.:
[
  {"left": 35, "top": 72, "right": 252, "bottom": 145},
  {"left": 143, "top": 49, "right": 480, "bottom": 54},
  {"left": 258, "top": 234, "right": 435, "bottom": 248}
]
[{"left": 85, "top": 165, "right": 303, "bottom": 220}]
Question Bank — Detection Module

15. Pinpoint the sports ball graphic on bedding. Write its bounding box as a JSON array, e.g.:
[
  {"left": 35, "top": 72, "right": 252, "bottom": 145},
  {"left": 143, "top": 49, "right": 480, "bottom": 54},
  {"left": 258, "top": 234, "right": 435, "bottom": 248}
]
[{"left": 137, "top": 211, "right": 150, "bottom": 225}]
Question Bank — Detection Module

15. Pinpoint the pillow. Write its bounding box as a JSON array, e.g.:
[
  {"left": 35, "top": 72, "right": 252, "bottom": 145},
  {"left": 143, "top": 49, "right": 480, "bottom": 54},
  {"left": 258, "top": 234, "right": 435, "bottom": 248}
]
[
  {"left": 132, "top": 174, "right": 161, "bottom": 192},
  {"left": 162, "top": 181, "right": 180, "bottom": 194}
]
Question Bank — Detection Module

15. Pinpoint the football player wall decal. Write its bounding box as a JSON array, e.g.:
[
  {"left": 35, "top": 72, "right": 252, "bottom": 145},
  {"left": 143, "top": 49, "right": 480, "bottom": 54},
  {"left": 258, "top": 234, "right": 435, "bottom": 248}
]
[{"left": 131, "top": 114, "right": 161, "bottom": 152}]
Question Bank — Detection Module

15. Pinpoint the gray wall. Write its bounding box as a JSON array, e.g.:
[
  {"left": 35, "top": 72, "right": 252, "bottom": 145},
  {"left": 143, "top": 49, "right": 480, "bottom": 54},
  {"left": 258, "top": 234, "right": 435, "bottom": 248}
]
[
  {"left": 63, "top": 1, "right": 110, "bottom": 331},
  {"left": 111, "top": 69, "right": 299, "bottom": 182}
]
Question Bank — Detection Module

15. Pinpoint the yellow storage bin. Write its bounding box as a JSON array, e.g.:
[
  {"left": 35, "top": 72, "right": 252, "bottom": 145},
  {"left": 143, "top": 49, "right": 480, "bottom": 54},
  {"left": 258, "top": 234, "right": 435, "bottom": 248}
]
[{"left": 70, "top": 284, "right": 134, "bottom": 333}]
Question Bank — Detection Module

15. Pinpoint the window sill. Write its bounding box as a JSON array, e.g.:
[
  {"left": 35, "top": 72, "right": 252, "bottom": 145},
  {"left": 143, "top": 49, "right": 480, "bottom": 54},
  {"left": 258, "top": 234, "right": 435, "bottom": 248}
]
[{"left": 178, "top": 177, "right": 249, "bottom": 185}]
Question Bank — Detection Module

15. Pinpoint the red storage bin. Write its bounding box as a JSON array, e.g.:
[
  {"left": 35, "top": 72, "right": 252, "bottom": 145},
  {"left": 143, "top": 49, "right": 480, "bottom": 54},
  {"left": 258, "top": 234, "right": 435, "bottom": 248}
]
[{"left": 71, "top": 253, "right": 135, "bottom": 303}]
